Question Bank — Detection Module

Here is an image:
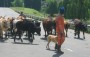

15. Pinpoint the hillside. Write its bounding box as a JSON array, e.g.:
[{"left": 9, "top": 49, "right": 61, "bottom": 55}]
[{"left": 11, "top": 7, "right": 44, "bottom": 18}]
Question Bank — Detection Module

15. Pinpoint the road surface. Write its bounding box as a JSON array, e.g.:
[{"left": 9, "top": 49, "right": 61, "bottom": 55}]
[{"left": 0, "top": 7, "right": 90, "bottom": 57}]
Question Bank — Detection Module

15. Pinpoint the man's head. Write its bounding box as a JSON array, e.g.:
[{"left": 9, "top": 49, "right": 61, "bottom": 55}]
[{"left": 59, "top": 6, "right": 65, "bottom": 15}]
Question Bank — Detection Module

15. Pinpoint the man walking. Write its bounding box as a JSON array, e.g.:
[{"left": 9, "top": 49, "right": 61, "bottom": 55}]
[{"left": 55, "top": 6, "right": 65, "bottom": 53}]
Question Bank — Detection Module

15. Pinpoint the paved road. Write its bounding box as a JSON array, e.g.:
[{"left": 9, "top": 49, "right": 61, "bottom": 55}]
[
  {"left": 0, "top": 8, "right": 90, "bottom": 57},
  {"left": 0, "top": 7, "right": 19, "bottom": 18}
]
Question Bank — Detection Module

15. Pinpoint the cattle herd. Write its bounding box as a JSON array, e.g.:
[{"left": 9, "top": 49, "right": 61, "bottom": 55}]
[
  {"left": 0, "top": 16, "right": 41, "bottom": 43},
  {"left": 41, "top": 18, "right": 87, "bottom": 40},
  {"left": 0, "top": 16, "right": 88, "bottom": 44}
]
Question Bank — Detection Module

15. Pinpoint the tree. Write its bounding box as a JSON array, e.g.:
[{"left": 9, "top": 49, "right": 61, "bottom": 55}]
[
  {"left": 12, "top": 0, "right": 24, "bottom": 7},
  {"left": 62, "top": 0, "right": 89, "bottom": 20},
  {"left": 24, "top": 0, "right": 41, "bottom": 11},
  {"left": 32, "top": 0, "right": 41, "bottom": 11},
  {"left": 7, "top": 0, "right": 14, "bottom": 7},
  {"left": 0, "top": 0, "right": 14, "bottom": 7},
  {"left": 24, "top": 0, "right": 32, "bottom": 8},
  {"left": 0, "top": 0, "right": 4, "bottom": 7},
  {"left": 46, "top": 0, "right": 58, "bottom": 16}
]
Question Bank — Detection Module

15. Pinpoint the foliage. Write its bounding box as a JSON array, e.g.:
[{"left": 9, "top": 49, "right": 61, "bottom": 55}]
[
  {"left": 0, "top": 0, "right": 90, "bottom": 21},
  {"left": 0, "top": 0, "right": 14, "bottom": 7},
  {"left": 11, "top": 0, "right": 24, "bottom": 7},
  {"left": 24, "top": 0, "right": 41, "bottom": 11},
  {"left": 62, "top": 0, "right": 89, "bottom": 20},
  {"left": 45, "top": 0, "right": 58, "bottom": 16}
]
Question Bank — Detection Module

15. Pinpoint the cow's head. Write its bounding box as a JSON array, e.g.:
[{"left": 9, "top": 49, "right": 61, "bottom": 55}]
[{"left": 35, "top": 27, "right": 41, "bottom": 36}]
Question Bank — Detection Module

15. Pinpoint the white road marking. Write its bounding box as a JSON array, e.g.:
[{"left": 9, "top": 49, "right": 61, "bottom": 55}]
[{"left": 64, "top": 48, "right": 73, "bottom": 52}]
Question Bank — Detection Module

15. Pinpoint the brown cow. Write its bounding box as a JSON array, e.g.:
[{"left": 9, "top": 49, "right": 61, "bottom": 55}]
[
  {"left": 42, "top": 18, "right": 53, "bottom": 37},
  {"left": 64, "top": 21, "right": 70, "bottom": 37},
  {"left": 0, "top": 17, "right": 10, "bottom": 38}
]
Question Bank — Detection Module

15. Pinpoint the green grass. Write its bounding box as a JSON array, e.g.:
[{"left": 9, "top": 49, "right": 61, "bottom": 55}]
[
  {"left": 86, "top": 19, "right": 90, "bottom": 24},
  {"left": 87, "top": 19, "right": 90, "bottom": 33},
  {"left": 11, "top": 7, "right": 44, "bottom": 18}
]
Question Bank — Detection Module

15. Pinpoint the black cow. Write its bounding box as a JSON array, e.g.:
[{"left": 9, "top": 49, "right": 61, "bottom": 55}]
[
  {"left": 34, "top": 21, "right": 41, "bottom": 35},
  {"left": 74, "top": 22, "right": 88, "bottom": 39},
  {"left": 14, "top": 19, "right": 41, "bottom": 43}
]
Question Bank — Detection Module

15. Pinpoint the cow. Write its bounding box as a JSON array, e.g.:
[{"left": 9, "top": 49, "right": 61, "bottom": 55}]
[
  {"left": 34, "top": 20, "right": 41, "bottom": 35},
  {"left": 42, "top": 18, "right": 53, "bottom": 37},
  {"left": 74, "top": 19, "right": 88, "bottom": 39},
  {"left": 13, "top": 19, "right": 41, "bottom": 43},
  {"left": 64, "top": 21, "right": 70, "bottom": 37},
  {"left": 0, "top": 17, "right": 11, "bottom": 39}
]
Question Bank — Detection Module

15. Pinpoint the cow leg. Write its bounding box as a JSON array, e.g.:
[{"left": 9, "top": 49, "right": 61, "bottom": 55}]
[
  {"left": 28, "top": 32, "right": 30, "bottom": 41},
  {"left": 65, "top": 29, "right": 68, "bottom": 37},
  {"left": 0, "top": 31, "right": 3, "bottom": 39},
  {"left": 14, "top": 32, "right": 16, "bottom": 42},
  {"left": 51, "top": 30, "right": 52, "bottom": 34},
  {"left": 55, "top": 28, "right": 56, "bottom": 35},
  {"left": 32, "top": 33, "right": 34, "bottom": 39},
  {"left": 14, "top": 30, "right": 23, "bottom": 43},
  {"left": 14, "top": 29, "right": 20, "bottom": 42},
  {"left": 11, "top": 29, "right": 14, "bottom": 36},
  {"left": 18, "top": 31, "right": 23, "bottom": 42},
  {"left": 5, "top": 32, "right": 7, "bottom": 38},
  {"left": 83, "top": 31, "right": 85, "bottom": 39},
  {"left": 74, "top": 32, "right": 76, "bottom": 36},
  {"left": 47, "top": 31, "right": 48, "bottom": 35},
  {"left": 5, "top": 31, "right": 8, "bottom": 39},
  {"left": 77, "top": 30, "right": 80, "bottom": 38},
  {"left": 74, "top": 30, "right": 76, "bottom": 36},
  {"left": 28, "top": 31, "right": 33, "bottom": 43},
  {"left": 19, "top": 33, "right": 23, "bottom": 42},
  {"left": 66, "top": 30, "right": 67, "bottom": 37},
  {"left": 47, "top": 30, "right": 51, "bottom": 36},
  {"left": 12, "top": 29, "right": 15, "bottom": 38},
  {"left": 74, "top": 25, "right": 77, "bottom": 36},
  {"left": 31, "top": 33, "right": 34, "bottom": 43},
  {"left": 45, "top": 30, "right": 47, "bottom": 37},
  {"left": 28, "top": 32, "right": 30, "bottom": 42},
  {"left": 50, "top": 31, "right": 52, "bottom": 35}
]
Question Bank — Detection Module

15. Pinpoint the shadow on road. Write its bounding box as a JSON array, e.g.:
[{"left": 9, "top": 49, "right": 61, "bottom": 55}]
[
  {"left": 0, "top": 38, "right": 8, "bottom": 43},
  {"left": 52, "top": 52, "right": 64, "bottom": 57},
  {"left": 74, "top": 37, "right": 85, "bottom": 40},
  {"left": 13, "top": 42, "right": 39, "bottom": 45},
  {"left": 23, "top": 38, "right": 30, "bottom": 40},
  {"left": 46, "top": 49, "right": 64, "bottom": 57},
  {"left": 40, "top": 37, "right": 47, "bottom": 40},
  {"left": 46, "top": 49, "right": 56, "bottom": 51}
]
